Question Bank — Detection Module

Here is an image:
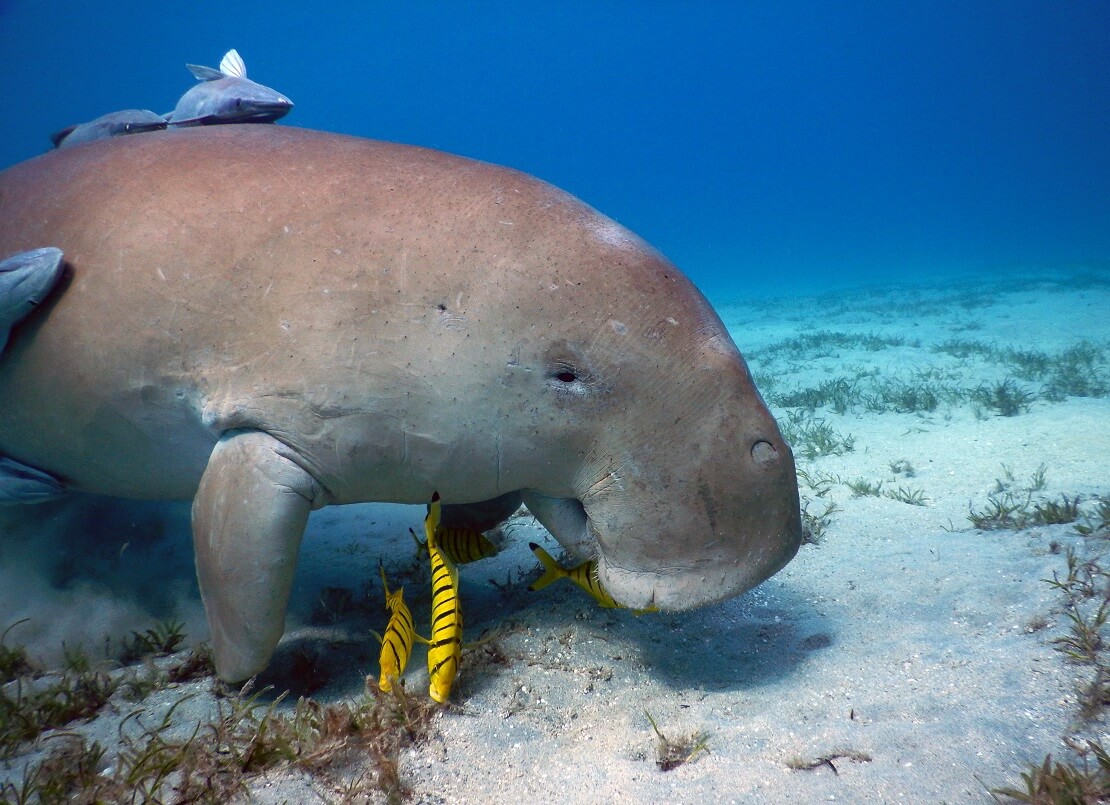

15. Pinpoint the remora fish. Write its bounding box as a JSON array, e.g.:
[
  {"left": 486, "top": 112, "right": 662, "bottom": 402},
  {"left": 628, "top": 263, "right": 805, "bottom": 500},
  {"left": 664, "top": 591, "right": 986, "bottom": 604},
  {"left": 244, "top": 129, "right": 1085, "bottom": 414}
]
[
  {"left": 50, "top": 110, "right": 167, "bottom": 149},
  {"left": 0, "top": 247, "right": 65, "bottom": 354},
  {"left": 410, "top": 524, "right": 498, "bottom": 565},
  {"left": 166, "top": 49, "right": 292, "bottom": 126},
  {"left": 0, "top": 247, "right": 67, "bottom": 503},
  {"left": 529, "top": 543, "right": 659, "bottom": 613},
  {"left": 370, "top": 564, "right": 421, "bottom": 693},
  {"left": 425, "top": 493, "right": 463, "bottom": 704}
]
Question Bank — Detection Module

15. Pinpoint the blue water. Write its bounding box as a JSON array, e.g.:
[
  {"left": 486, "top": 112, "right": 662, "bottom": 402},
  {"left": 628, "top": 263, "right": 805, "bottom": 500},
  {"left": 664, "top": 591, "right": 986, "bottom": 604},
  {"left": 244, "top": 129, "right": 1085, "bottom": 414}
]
[{"left": 1, "top": 1, "right": 1107, "bottom": 297}]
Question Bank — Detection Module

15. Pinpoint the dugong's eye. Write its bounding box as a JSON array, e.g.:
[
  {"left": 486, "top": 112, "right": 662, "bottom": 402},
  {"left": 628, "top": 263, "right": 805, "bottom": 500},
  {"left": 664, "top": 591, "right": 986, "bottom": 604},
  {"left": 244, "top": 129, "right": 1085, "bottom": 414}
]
[{"left": 543, "top": 342, "right": 605, "bottom": 399}]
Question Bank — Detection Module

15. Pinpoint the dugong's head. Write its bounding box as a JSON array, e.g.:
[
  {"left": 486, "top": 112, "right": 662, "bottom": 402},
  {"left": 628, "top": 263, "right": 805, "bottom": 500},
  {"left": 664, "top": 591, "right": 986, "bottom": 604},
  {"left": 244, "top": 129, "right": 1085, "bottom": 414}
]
[{"left": 462, "top": 193, "right": 803, "bottom": 612}]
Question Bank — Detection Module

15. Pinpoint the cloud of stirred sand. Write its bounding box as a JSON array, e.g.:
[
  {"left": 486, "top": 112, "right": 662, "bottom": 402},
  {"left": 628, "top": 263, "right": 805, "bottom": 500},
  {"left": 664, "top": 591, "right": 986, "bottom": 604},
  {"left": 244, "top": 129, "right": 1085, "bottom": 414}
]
[
  {"left": 0, "top": 494, "right": 209, "bottom": 667},
  {"left": 0, "top": 494, "right": 416, "bottom": 669}
]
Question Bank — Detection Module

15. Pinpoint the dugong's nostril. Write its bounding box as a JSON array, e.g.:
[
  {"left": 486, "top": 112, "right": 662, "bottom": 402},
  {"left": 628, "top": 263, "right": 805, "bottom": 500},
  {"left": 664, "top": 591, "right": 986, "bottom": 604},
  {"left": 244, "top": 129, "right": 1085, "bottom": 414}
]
[{"left": 751, "top": 439, "right": 778, "bottom": 465}]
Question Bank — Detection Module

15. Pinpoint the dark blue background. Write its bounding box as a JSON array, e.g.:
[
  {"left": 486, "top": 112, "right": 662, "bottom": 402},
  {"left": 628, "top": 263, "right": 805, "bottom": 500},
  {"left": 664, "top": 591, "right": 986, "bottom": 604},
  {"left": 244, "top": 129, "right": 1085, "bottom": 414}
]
[{"left": 2, "top": 1, "right": 1107, "bottom": 296}]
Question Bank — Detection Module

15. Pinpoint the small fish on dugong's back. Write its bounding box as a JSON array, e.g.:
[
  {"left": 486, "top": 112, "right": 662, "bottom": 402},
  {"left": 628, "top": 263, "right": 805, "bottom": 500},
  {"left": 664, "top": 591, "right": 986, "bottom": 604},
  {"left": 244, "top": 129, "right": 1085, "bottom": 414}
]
[
  {"left": 166, "top": 48, "right": 293, "bottom": 126},
  {"left": 0, "top": 126, "right": 802, "bottom": 682},
  {"left": 50, "top": 110, "right": 168, "bottom": 149}
]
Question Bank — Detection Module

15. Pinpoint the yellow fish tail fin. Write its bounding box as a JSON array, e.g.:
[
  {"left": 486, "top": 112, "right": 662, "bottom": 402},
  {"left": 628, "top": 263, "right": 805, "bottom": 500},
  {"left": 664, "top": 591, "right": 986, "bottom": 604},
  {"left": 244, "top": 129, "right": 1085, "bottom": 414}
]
[
  {"left": 379, "top": 563, "right": 406, "bottom": 611},
  {"left": 379, "top": 563, "right": 391, "bottom": 598},
  {"left": 528, "top": 542, "right": 567, "bottom": 591},
  {"left": 425, "top": 491, "right": 442, "bottom": 547},
  {"left": 409, "top": 526, "right": 426, "bottom": 555}
]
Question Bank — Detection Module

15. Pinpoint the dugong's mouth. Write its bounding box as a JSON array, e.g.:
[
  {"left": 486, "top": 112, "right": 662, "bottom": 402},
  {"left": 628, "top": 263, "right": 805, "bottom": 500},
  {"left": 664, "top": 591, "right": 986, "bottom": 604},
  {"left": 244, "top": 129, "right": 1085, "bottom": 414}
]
[
  {"left": 519, "top": 489, "right": 669, "bottom": 610},
  {"left": 519, "top": 491, "right": 596, "bottom": 561},
  {"left": 518, "top": 488, "right": 797, "bottom": 612}
]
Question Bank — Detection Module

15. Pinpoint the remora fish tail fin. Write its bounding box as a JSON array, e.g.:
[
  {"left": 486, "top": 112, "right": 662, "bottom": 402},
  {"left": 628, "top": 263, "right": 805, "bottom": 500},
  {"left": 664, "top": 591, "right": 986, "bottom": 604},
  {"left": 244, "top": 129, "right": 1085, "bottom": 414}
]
[
  {"left": 219, "top": 48, "right": 247, "bottom": 78},
  {"left": 186, "top": 63, "right": 225, "bottom": 81},
  {"left": 49, "top": 125, "right": 77, "bottom": 148},
  {"left": 528, "top": 543, "right": 566, "bottom": 591}
]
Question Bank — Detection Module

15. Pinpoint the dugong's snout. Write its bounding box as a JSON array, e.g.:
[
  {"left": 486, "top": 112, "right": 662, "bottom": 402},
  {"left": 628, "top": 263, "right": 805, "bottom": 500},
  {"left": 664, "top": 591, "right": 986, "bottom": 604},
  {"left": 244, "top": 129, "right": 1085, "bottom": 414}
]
[
  {"left": 599, "top": 428, "right": 801, "bottom": 611},
  {"left": 523, "top": 421, "right": 803, "bottom": 612}
]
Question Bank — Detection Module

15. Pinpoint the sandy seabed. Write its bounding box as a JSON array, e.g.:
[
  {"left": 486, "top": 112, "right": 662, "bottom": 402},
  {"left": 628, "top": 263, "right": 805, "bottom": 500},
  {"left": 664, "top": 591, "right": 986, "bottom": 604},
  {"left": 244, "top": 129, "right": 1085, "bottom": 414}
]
[{"left": 2, "top": 268, "right": 1108, "bottom": 803}]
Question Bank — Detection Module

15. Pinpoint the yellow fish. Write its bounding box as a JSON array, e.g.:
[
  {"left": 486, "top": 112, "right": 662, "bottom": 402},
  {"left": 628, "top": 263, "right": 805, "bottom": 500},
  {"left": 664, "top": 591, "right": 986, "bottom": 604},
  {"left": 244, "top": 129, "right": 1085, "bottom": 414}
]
[
  {"left": 410, "top": 523, "right": 498, "bottom": 565},
  {"left": 371, "top": 564, "right": 421, "bottom": 692},
  {"left": 528, "top": 542, "right": 658, "bottom": 613},
  {"left": 425, "top": 492, "right": 463, "bottom": 703}
]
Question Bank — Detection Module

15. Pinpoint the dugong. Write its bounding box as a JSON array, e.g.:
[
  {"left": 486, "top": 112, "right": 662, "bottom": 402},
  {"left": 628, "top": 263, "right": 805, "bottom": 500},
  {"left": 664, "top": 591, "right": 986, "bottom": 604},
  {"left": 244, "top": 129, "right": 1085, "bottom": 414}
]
[{"left": 0, "top": 126, "right": 801, "bottom": 682}]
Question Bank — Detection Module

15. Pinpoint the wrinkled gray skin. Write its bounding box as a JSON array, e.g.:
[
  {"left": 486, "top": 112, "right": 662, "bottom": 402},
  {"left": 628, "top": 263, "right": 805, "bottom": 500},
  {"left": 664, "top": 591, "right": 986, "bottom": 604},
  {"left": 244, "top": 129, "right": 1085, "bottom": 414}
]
[
  {"left": 0, "top": 126, "right": 801, "bottom": 682},
  {"left": 166, "top": 63, "right": 292, "bottom": 126},
  {"left": 50, "top": 110, "right": 168, "bottom": 149}
]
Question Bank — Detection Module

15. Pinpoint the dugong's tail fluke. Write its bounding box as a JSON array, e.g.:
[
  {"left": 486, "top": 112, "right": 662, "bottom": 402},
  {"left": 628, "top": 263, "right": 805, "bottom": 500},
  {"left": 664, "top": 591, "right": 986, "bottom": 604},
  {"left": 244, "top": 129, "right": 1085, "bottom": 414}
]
[{"left": 0, "top": 247, "right": 65, "bottom": 355}]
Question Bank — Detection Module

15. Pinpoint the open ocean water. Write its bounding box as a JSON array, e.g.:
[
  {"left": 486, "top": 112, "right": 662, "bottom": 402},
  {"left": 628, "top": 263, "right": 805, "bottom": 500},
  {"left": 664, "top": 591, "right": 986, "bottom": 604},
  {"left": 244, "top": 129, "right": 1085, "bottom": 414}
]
[{"left": 2, "top": 2, "right": 1107, "bottom": 298}]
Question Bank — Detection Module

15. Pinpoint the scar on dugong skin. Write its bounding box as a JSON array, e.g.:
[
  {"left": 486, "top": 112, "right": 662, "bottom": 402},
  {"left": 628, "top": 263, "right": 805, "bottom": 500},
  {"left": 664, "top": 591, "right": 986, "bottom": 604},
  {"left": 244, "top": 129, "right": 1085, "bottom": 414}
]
[{"left": 0, "top": 126, "right": 801, "bottom": 682}]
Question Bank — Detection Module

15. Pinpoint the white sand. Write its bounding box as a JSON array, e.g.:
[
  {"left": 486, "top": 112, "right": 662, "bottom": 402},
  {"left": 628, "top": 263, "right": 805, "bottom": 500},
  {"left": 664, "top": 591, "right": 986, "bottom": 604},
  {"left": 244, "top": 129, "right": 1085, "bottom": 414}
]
[{"left": 1, "top": 269, "right": 1107, "bottom": 802}]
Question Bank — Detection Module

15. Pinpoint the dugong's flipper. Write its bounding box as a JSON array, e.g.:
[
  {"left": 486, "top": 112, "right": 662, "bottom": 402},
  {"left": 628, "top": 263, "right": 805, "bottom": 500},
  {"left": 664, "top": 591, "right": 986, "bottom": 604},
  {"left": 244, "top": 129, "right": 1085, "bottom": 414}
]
[
  {"left": 0, "top": 247, "right": 65, "bottom": 354},
  {"left": 192, "top": 430, "right": 328, "bottom": 681},
  {"left": 0, "top": 457, "right": 66, "bottom": 504}
]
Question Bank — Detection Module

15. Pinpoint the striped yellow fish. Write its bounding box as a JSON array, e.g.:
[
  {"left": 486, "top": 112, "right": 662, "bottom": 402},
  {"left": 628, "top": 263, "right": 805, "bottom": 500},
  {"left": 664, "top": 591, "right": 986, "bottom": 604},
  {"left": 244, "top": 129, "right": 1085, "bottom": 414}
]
[
  {"left": 425, "top": 492, "right": 463, "bottom": 703},
  {"left": 371, "top": 564, "right": 422, "bottom": 692},
  {"left": 410, "top": 524, "right": 498, "bottom": 565},
  {"left": 528, "top": 542, "right": 659, "bottom": 613}
]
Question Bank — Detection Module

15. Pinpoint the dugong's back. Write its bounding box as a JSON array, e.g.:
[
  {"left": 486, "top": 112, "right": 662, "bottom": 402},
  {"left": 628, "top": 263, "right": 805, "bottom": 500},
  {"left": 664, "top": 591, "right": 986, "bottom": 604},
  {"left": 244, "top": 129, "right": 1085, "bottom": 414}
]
[{"left": 0, "top": 126, "right": 600, "bottom": 499}]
